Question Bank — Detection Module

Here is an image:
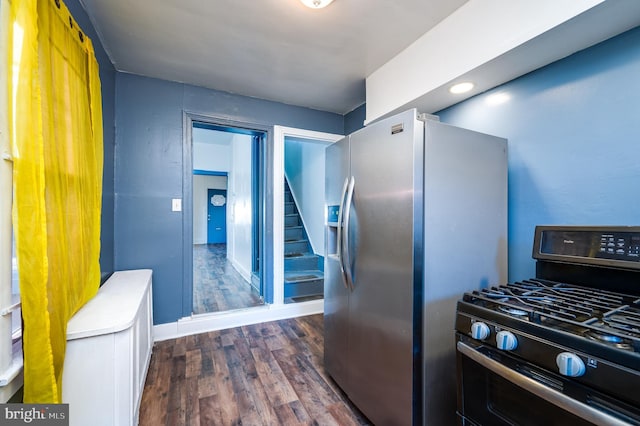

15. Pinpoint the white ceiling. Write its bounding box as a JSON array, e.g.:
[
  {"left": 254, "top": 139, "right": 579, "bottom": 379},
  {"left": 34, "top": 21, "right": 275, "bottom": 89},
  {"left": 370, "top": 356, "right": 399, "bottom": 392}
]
[{"left": 79, "top": 0, "right": 468, "bottom": 115}]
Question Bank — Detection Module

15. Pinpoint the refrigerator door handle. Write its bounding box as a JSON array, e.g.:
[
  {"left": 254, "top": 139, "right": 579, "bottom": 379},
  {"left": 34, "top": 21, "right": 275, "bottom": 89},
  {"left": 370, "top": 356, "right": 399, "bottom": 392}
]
[
  {"left": 343, "top": 176, "right": 356, "bottom": 290},
  {"left": 336, "top": 177, "right": 350, "bottom": 289}
]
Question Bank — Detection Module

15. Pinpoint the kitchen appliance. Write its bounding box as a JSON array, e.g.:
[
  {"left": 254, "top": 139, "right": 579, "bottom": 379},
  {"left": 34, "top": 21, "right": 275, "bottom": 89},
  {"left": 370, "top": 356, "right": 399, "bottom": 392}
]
[
  {"left": 456, "top": 225, "right": 640, "bottom": 425},
  {"left": 324, "top": 109, "right": 508, "bottom": 425}
]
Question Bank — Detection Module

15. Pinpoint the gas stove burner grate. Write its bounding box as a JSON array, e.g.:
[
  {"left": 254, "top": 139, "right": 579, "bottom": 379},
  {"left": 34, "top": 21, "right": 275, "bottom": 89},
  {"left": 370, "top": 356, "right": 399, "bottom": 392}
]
[
  {"left": 584, "top": 330, "right": 635, "bottom": 351},
  {"left": 596, "top": 308, "right": 640, "bottom": 339},
  {"left": 498, "top": 306, "right": 529, "bottom": 317},
  {"left": 472, "top": 280, "right": 639, "bottom": 320},
  {"left": 465, "top": 279, "right": 640, "bottom": 348}
]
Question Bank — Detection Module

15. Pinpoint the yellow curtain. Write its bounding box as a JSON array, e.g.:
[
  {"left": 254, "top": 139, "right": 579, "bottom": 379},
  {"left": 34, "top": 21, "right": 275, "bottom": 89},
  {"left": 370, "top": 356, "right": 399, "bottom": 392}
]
[{"left": 9, "top": 0, "right": 103, "bottom": 402}]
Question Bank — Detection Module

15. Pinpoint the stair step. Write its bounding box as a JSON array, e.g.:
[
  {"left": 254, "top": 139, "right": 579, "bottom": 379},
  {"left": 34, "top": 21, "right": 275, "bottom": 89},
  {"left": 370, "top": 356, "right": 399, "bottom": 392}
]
[
  {"left": 285, "top": 253, "right": 321, "bottom": 270},
  {"left": 284, "top": 269, "right": 323, "bottom": 283},
  {"left": 285, "top": 202, "right": 296, "bottom": 215},
  {"left": 284, "top": 240, "right": 310, "bottom": 254},
  {"left": 284, "top": 252, "right": 305, "bottom": 258},
  {"left": 285, "top": 226, "right": 304, "bottom": 242},
  {"left": 284, "top": 214, "right": 299, "bottom": 227},
  {"left": 284, "top": 270, "right": 324, "bottom": 298}
]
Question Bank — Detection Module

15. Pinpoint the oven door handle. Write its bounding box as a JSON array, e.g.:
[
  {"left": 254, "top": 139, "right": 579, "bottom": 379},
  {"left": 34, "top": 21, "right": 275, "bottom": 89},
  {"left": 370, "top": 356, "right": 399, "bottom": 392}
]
[{"left": 457, "top": 342, "right": 632, "bottom": 426}]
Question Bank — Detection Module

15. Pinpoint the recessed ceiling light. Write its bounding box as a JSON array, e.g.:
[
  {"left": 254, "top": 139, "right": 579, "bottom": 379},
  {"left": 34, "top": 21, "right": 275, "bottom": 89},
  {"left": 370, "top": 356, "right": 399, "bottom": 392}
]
[
  {"left": 449, "top": 82, "right": 474, "bottom": 94},
  {"left": 300, "top": 0, "right": 335, "bottom": 8}
]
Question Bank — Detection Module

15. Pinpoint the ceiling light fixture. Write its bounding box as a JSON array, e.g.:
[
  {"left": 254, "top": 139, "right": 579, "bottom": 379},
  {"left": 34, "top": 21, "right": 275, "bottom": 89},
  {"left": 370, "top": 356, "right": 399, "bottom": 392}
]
[
  {"left": 300, "top": 0, "right": 335, "bottom": 9},
  {"left": 449, "top": 82, "right": 474, "bottom": 94}
]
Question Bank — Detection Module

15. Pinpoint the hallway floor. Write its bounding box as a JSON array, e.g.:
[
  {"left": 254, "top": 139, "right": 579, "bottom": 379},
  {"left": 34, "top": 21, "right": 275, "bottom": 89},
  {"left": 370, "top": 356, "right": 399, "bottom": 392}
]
[
  {"left": 193, "top": 244, "right": 263, "bottom": 314},
  {"left": 139, "top": 315, "right": 370, "bottom": 425}
]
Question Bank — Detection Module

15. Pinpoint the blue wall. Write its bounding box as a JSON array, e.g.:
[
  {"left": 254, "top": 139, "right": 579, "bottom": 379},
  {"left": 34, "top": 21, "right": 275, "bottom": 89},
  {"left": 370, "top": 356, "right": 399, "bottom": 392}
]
[
  {"left": 437, "top": 26, "right": 640, "bottom": 282},
  {"left": 114, "top": 74, "right": 344, "bottom": 324},
  {"left": 344, "top": 103, "right": 366, "bottom": 135},
  {"left": 66, "top": 0, "right": 116, "bottom": 277}
]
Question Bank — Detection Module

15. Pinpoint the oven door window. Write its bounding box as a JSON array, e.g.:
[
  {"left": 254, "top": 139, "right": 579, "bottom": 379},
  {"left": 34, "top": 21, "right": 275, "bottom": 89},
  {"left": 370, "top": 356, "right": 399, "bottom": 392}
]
[{"left": 460, "top": 352, "right": 595, "bottom": 426}]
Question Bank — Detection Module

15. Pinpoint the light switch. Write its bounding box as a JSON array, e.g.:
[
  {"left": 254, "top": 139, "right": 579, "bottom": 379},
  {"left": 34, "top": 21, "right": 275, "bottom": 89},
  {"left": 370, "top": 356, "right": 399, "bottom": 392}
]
[{"left": 172, "top": 198, "right": 182, "bottom": 212}]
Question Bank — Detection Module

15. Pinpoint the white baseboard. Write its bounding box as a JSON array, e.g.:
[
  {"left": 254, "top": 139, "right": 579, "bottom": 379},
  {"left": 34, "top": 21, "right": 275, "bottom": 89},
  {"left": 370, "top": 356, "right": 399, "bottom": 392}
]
[
  {"left": 153, "top": 299, "right": 324, "bottom": 342},
  {"left": 229, "top": 257, "right": 252, "bottom": 283}
]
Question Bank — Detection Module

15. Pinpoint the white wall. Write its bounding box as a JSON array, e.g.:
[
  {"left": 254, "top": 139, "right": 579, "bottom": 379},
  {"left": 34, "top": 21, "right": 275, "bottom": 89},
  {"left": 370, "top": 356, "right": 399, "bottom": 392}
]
[
  {"left": 193, "top": 175, "right": 227, "bottom": 244},
  {"left": 192, "top": 128, "right": 231, "bottom": 245},
  {"left": 227, "top": 134, "right": 253, "bottom": 282},
  {"left": 192, "top": 127, "right": 232, "bottom": 171},
  {"left": 284, "top": 137, "right": 331, "bottom": 255},
  {"left": 193, "top": 142, "right": 230, "bottom": 172}
]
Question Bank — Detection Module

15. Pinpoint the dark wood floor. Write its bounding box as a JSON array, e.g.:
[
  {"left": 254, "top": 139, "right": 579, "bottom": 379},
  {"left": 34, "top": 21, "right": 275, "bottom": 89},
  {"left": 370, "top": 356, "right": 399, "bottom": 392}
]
[
  {"left": 139, "top": 314, "right": 371, "bottom": 426},
  {"left": 193, "top": 244, "right": 263, "bottom": 314}
]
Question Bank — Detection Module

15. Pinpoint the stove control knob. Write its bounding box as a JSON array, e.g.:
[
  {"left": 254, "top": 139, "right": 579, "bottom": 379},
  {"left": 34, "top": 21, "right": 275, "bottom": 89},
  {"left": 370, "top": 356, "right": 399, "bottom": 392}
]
[
  {"left": 496, "top": 330, "right": 518, "bottom": 351},
  {"left": 471, "top": 322, "right": 490, "bottom": 340},
  {"left": 556, "top": 352, "right": 586, "bottom": 377}
]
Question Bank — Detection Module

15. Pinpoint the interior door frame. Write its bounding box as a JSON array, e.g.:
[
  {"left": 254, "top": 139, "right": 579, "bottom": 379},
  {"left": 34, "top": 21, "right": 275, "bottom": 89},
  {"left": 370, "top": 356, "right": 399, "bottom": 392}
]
[{"left": 182, "top": 112, "right": 273, "bottom": 317}]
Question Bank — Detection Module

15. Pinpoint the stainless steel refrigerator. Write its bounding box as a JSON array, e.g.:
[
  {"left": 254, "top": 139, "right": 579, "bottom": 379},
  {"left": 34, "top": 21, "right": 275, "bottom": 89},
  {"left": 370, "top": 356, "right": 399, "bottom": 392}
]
[{"left": 324, "top": 108, "right": 508, "bottom": 425}]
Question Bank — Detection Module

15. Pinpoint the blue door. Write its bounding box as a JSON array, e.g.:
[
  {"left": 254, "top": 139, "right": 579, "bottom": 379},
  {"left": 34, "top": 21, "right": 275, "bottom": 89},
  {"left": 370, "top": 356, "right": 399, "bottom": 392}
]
[{"left": 207, "top": 189, "right": 227, "bottom": 244}]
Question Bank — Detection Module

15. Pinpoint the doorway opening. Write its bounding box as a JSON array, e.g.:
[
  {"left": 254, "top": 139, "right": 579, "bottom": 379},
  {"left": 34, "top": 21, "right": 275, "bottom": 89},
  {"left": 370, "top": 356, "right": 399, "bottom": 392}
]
[
  {"left": 182, "top": 119, "right": 340, "bottom": 328},
  {"left": 190, "top": 121, "right": 267, "bottom": 315},
  {"left": 272, "top": 126, "right": 343, "bottom": 307},
  {"left": 283, "top": 136, "right": 334, "bottom": 303}
]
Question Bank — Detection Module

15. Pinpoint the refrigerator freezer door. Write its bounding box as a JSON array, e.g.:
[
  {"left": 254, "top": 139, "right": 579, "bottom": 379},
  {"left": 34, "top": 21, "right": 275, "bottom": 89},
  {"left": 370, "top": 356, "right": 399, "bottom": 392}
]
[
  {"left": 324, "top": 137, "right": 351, "bottom": 393},
  {"left": 346, "top": 109, "right": 424, "bottom": 426}
]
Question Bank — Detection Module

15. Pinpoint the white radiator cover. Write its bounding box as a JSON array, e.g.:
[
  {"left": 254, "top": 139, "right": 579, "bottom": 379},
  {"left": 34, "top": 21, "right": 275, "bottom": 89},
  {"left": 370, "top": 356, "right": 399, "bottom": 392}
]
[{"left": 62, "top": 269, "right": 153, "bottom": 426}]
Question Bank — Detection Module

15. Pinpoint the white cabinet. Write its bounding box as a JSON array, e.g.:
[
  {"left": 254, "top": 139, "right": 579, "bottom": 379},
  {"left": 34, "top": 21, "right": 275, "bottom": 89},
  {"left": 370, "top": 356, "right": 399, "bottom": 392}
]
[{"left": 62, "top": 270, "right": 153, "bottom": 426}]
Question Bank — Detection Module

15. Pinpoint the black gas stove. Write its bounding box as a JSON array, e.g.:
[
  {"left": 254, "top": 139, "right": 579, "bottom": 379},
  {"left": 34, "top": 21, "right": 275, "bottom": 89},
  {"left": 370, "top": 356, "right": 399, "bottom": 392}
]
[{"left": 455, "top": 226, "right": 640, "bottom": 426}]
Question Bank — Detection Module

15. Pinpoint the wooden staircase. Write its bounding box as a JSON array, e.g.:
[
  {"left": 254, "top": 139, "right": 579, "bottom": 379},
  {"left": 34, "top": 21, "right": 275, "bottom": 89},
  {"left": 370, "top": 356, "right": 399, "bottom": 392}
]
[{"left": 284, "top": 178, "right": 324, "bottom": 302}]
